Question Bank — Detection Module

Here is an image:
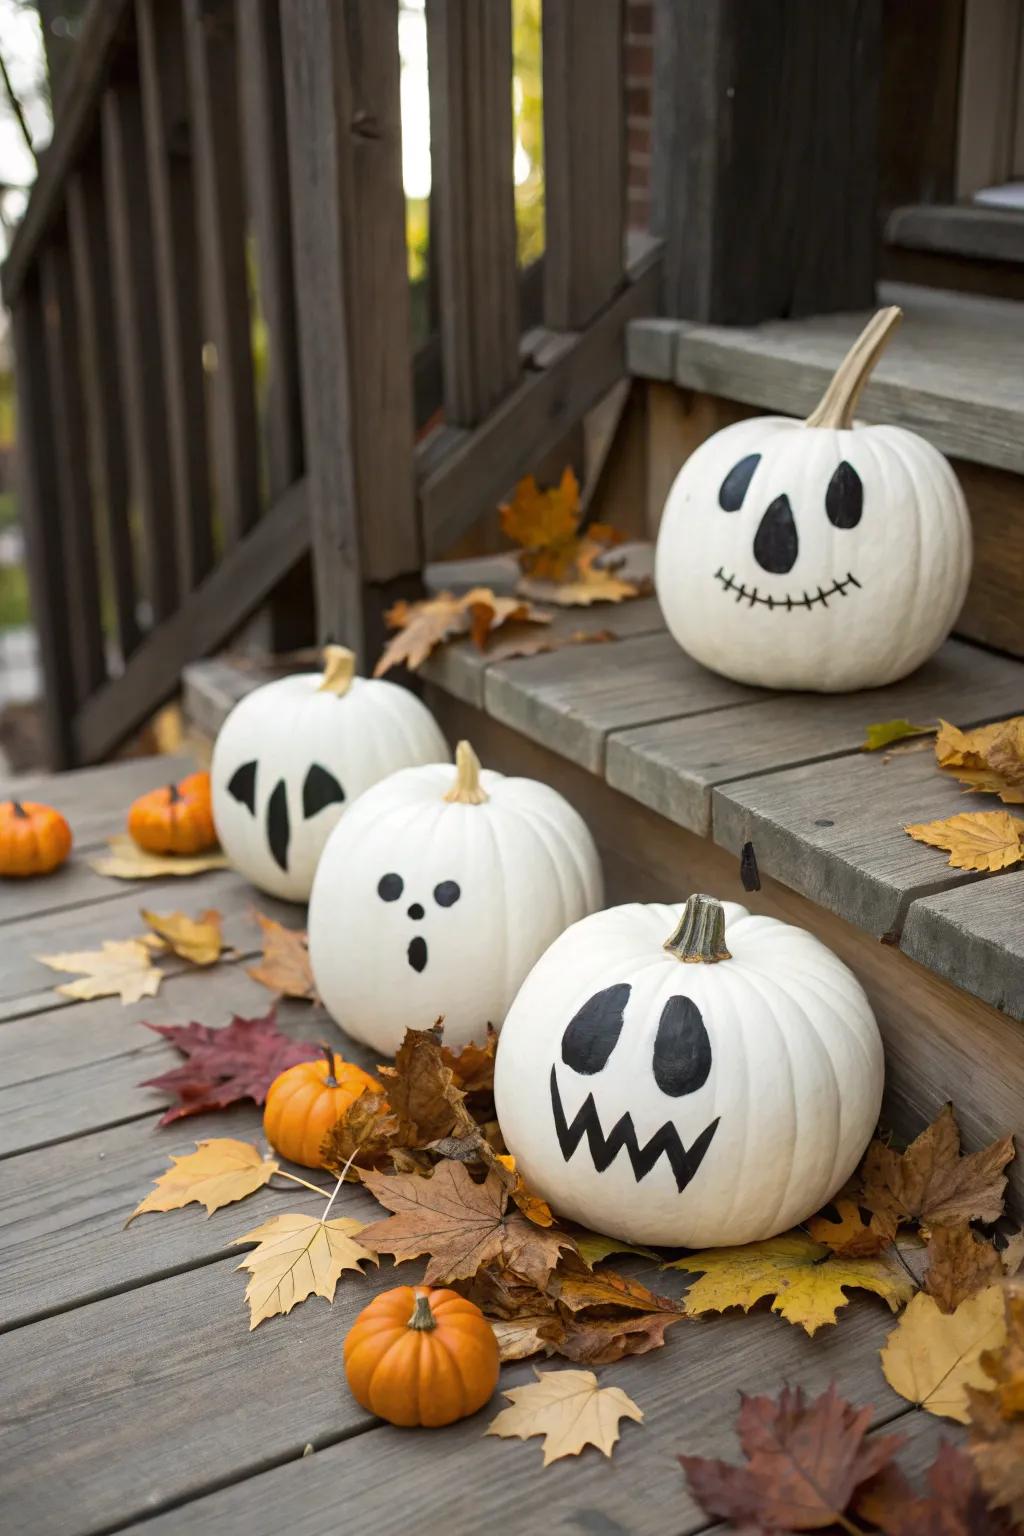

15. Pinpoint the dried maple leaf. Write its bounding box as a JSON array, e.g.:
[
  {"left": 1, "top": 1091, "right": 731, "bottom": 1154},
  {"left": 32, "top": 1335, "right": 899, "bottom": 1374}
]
[
  {"left": 953, "top": 766, "right": 1024, "bottom": 804},
  {"left": 542, "top": 1309, "right": 684, "bottom": 1366},
  {"left": 439, "top": 1025, "right": 498, "bottom": 1095},
  {"left": 923, "top": 1223, "right": 1004, "bottom": 1313},
  {"left": 500, "top": 466, "right": 583, "bottom": 581},
  {"left": 863, "top": 719, "right": 934, "bottom": 752},
  {"left": 1001, "top": 1231, "right": 1024, "bottom": 1277},
  {"left": 668, "top": 1230, "right": 914, "bottom": 1336},
  {"left": 975, "top": 1286, "right": 1024, "bottom": 1419},
  {"left": 904, "top": 810, "right": 1024, "bottom": 871},
  {"left": 38, "top": 939, "right": 162, "bottom": 1005},
  {"left": 681, "top": 1382, "right": 903, "bottom": 1531},
  {"left": 128, "top": 1138, "right": 279, "bottom": 1223},
  {"left": 494, "top": 1154, "right": 555, "bottom": 1227},
  {"left": 461, "top": 588, "right": 551, "bottom": 651},
  {"left": 90, "top": 835, "right": 228, "bottom": 879},
  {"left": 320, "top": 1088, "right": 400, "bottom": 1174},
  {"left": 492, "top": 1315, "right": 557, "bottom": 1362},
  {"left": 378, "top": 1024, "right": 473, "bottom": 1145},
  {"left": 881, "top": 1286, "right": 1007, "bottom": 1422},
  {"left": 141, "top": 908, "right": 224, "bottom": 967},
  {"left": 806, "top": 1195, "right": 898, "bottom": 1257},
  {"left": 855, "top": 1439, "right": 1012, "bottom": 1536},
  {"left": 140, "top": 1009, "right": 319, "bottom": 1124},
  {"left": 935, "top": 719, "right": 1008, "bottom": 771},
  {"left": 520, "top": 540, "right": 647, "bottom": 607},
  {"left": 570, "top": 1230, "right": 660, "bottom": 1268},
  {"left": 374, "top": 589, "right": 549, "bottom": 677},
  {"left": 969, "top": 1374, "right": 1024, "bottom": 1527},
  {"left": 546, "top": 1255, "right": 677, "bottom": 1315},
  {"left": 233, "top": 1211, "right": 376, "bottom": 1327},
  {"left": 859, "top": 1105, "right": 1014, "bottom": 1231},
  {"left": 246, "top": 913, "right": 316, "bottom": 1000},
  {"left": 486, "top": 1367, "right": 642, "bottom": 1466},
  {"left": 986, "top": 718, "right": 1024, "bottom": 787}
]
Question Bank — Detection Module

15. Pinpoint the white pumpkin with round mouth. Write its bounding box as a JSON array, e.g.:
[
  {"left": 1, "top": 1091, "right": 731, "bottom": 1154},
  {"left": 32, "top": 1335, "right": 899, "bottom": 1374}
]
[
  {"left": 211, "top": 646, "right": 449, "bottom": 902},
  {"left": 308, "top": 741, "right": 603, "bottom": 1055},
  {"left": 655, "top": 307, "right": 972, "bottom": 692},
  {"left": 494, "top": 894, "right": 884, "bottom": 1248}
]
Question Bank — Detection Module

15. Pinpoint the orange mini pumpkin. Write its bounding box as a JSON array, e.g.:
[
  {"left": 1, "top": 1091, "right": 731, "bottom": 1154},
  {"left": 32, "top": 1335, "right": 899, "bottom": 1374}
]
[
  {"left": 128, "top": 771, "right": 216, "bottom": 855},
  {"left": 0, "top": 800, "right": 72, "bottom": 877},
  {"left": 345, "top": 1285, "right": 500, "bottom": 1427},
  {"left": 263, "top": 1046, "right": 382, "bottom": 1168}
]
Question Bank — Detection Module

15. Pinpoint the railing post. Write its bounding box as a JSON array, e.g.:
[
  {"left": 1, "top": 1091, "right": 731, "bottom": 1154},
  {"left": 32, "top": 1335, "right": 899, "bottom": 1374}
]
[
  {"left": 652, "top": 0, "right": 881, "bottom": 323},
  {"left": 280, "top": 0, "right": 419, "bottom": 664}
]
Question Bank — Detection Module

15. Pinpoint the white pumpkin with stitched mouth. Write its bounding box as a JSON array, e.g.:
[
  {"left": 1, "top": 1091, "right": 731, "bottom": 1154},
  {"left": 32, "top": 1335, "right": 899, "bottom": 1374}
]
[
  {"left": 494, "top": 894, "right": 884, "bottom": 1248},
  {"left": 655, "top": 307, "right": 972, "bottom": 693},
  {"left": 211, "top": 646, "right": 449, "bottom": 902},
  {"left": 308, "top": 740, "right": 604, "bottom": 1055}
]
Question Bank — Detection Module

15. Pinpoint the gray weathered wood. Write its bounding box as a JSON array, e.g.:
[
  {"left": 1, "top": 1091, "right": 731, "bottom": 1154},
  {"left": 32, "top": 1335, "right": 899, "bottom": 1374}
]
[
  {"left": 901, "top": 872, "right": 1024, "bottom": 1021},
  {"left": 427, "top": 0, "right": 520, "bottom": 425},
  {"left": 484, "top": 630, "right": 761, "bottom": 774},
  {"left": 542, "top": 0, "right": 625, "bottom": 330},
  {"left": 887, "top": 203, "right": 1024, "bottom": 264},
  {"left": 138, "top": 0, "right": 214, "bottom": 591},
  {"left": 627, "top": 281, "right": 1024, "bottom": 478},
  {"left": 607, "top": 638, "right": 1024, "bottom": 836},
  {"left": 184, "top": 0, "right": 261, "bottom": 548},
  {"left": 1, "top": 754, "right": 196, "bottom": 854}
]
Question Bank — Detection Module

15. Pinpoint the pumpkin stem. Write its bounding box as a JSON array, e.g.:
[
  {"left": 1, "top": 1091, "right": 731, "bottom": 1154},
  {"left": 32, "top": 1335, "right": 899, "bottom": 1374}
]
[
  {"left": 166, "top": 782, "right": 181, "bottom": 804},
  {"left": 407, "top": 1292, "right": 437, "bottom": 1331},
  {"left": 803, "top": 305, "right": 902, "bottom": 431},
  {"left": 664, "top": 894, "right": 731, "bottom": 964},
  {"left": 443, "top": 741, "right": 489, "bottom": 805},
  {"left": 318, "top": 645, "right": 357, "bottom": 697},
  {"left": 11, "top": 800, "right": 28, "bottom": 819},
  {"left": 320, "top": 1042, "right": 339, "bottom": 1088}
]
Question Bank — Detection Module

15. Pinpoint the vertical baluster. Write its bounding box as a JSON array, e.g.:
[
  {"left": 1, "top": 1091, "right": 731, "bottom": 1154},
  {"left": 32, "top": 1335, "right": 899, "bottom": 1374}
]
[{"left": 542, "top": 0, "right": 625, "bottom": 330}]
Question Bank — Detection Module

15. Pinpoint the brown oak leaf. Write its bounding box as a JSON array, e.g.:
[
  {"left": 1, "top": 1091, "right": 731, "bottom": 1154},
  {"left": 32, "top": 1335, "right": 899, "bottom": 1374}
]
[
  {"left": 140, "top": 1010, "right": 319, "bottom": 1124},
  {"left": 246, "top": 913, "right": 317, "bottom": 1000},
  {"left": 680, "top": 1383, "right": 903, "bottom": 1531},
  {"left": 923, "top": 1223, "right": 1005, "bottom": 1313},
  {"left": 859, "top": 1105, "right": 1015, "bottom": 1231}
]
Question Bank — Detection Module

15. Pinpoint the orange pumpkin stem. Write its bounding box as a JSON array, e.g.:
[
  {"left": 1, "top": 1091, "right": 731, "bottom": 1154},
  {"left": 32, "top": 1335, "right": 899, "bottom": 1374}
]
[
  {"left": 11, "top": 801, "right": 27, "bottom": 820},
  {"left": 319, "top": 1042, "right": 339, "bottom": 1088},
  {"left": 407, "top": 1292, "right": 437, "bottom": 1331}
]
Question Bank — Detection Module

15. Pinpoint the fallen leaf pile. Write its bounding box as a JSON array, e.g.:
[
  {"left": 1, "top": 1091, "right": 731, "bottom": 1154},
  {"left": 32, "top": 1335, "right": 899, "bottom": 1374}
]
[
  {"left": 139, "top": 1008, "right": 319, "bottom": 1123},
  {"left": 501, "top": 466, "right": 649, "bottom": 606},
  {"left": 486, "top": 1368, "right": 642, "bottom": 1465},
  {"left": 374, "top": 589, "right": 550, "bottom": 677},
  {"left": 37, "top": 907, "right": 228, "bottom": 1004}
]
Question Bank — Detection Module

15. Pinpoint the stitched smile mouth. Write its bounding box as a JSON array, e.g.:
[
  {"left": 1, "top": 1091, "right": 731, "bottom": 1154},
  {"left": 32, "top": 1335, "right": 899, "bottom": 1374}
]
[
  {"left": 550, "top": 1067, "right": 718, "bottom": 1194},
  {"left": 714, "top": 568, "right": 861, "bottom": 610}
]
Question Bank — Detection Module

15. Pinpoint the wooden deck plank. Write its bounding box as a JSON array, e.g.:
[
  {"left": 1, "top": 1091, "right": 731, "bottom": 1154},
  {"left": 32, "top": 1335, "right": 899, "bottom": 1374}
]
[
  {"left": 712, "top": 746, "right": 1016, "bottom": 940},
  {"left": 901, "top": 871, "right": 1024, "bottom": 1020},
  {"left": 1, "top": 754, "right": 196, "bottom": 848},
  {"left": 606, "top": 638, "right": 1024, "bottom": 836}
]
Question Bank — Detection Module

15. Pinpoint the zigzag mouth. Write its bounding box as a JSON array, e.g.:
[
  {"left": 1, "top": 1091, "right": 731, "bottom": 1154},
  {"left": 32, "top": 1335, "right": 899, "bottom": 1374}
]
[
  {"left": 550, "top": 1067, "right": 718, "bottom": 1194},
  {"left": 714, "top": 568, "right": 861, "bottom": 610}
]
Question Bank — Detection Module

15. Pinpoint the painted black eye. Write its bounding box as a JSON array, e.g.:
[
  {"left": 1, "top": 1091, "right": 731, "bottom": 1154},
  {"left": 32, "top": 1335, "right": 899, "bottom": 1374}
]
[
  {"left": 378, "top": 873, "right": 403, "bottom": 902},
  {"left": 266, "top": 780, "right": 290, "bottom": 872},
  {"left": 718, "top": 453, "right": 761, "bottom": 511},
  {"left": 302, "top": 763, "right": 345, "bottom": 817},
  {"left": 227, "top": 760, "right": 257, "bottom": 814},
  {"left": 826, "top": 461, "right": 863, "bottom": 528},
  {"left": 561, "top": 983, "right": 631, "bottom": 1075},
  {"left": 653, "top": 995, "right": 712, "bottom": 1096},
  {"left": 434, "top": 880, "right": 461, "bottom": 907}
]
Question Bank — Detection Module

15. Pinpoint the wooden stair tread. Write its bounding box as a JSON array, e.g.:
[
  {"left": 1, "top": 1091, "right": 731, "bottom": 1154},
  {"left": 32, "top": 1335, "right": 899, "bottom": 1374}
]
[{"left": 627, "top": 281, "right": 1024, "bottom": 477}]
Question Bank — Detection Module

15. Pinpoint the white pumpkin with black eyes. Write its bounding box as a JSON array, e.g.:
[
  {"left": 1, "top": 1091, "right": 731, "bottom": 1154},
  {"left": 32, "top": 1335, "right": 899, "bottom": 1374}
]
[
  {"left": 210, "top": 646, "right": 449, "bottom": 902},
  {"left": 655, "top": 307, "right": 972, "bottom": 692},
  {"left": 494, "top": 894, "right": 884, "bottom": 1248},
  {"left": 307, "top": 741, "right": 603, "bottom": 1054}
]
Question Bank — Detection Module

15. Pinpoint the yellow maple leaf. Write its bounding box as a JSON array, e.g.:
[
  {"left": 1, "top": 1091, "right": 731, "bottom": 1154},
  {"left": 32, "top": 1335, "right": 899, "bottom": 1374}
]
[
  {"left": 903, "top": 810, "right": 1024, "bottom": 871},
  {"left": 37, "top": 939, "right": 162, "bottom": 1005},
  {"left": 486, "top": 1367, "right": 643, "bottom": 1465},
  {"left": 233, "top": 1211, "right": 376, "bottom": 1328},
  {"left": 500, "top": 467, "right": 582, "bottom": 581},
  {"left": 880, "top": 1286, "right": 1007, "bottom": 1422},
  {"left": 667, "top": 1231, "right": 915, "bottom": 1336},
  {"left": 520, "top": 540, "right": 645, "bottom": 607},
  {"left": 128, "top": 1139, "right": 279, "bottom": 1224},
  {"left": 951, "top": 767, "right": 1024, "bottom": 804},
  {"left": 141, "top": 908, "right": 225, "bottom": 966},
  {"left": 90, "top": 835, "right": 228, "bottom": 880},
  {"left": 987, "top": 718, "right": 1024, "bottom": 787},
  {"left": 934, "top": 719, "right": 1008, "bottom": 770}
]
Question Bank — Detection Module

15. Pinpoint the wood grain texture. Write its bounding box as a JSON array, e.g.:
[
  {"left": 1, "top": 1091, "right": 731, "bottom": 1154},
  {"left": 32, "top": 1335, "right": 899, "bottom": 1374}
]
[
  {"left": 607, "top": 638, "right": 1024, "bottom": 836},
  {"left": 652, "top": 0, "right": 880, "bottom": 323},
  {"left": 887, "top": 203, "right": 1024, "bottom": 264},
  {"left": 901, "top": 871, "right": 1024, "bottom": 1021}
]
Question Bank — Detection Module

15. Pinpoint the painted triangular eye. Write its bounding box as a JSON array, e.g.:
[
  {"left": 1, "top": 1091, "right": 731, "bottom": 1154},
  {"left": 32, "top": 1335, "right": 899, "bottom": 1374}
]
[
  {"left": 653, "top": 995, "right": 711, "bottom": 1096},
  {"left": 227, "top": 760, "right": 257, "bottom": 814},
  {"left": 267, "top": 780, "right": 290, "bottom": 872},
  {"left": 561, "top": 983, "right": 631, "bottom": 1074},
  {"left": 826, "top": 461, "right": 863, "bottom": 528},
  {"left": 302, "top": 763, "right": 345, "bottom": 818},
  {"left": 718, "top": 453, "right": 761, "bottom": 511}
]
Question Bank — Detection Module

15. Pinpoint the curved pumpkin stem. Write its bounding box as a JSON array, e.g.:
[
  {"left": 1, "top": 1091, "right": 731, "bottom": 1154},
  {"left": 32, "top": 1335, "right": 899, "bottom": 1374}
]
[
  {"left": 318, "top": 645, "right": 357, "bottom": 697},
  {"left": 407, "top": 1291, "right": 437, "bottom": 1331},
  {"left": 664, "top": 894, "right": 731, "bottom": 964},
  {"left": 166, "top": 782, "right": 182, "bottom": 804},
  {"left": 444, "top": 741, "right": 489, "bottom": 805},
  {"left": 320, "top": 1042, "right": 339, "bottom": 1088},
  {"left": 11, "top": 801, "right": 27, "bottom": 819},
  {"left": 804, "top": 305, "right": 902, "bottom": 431}
]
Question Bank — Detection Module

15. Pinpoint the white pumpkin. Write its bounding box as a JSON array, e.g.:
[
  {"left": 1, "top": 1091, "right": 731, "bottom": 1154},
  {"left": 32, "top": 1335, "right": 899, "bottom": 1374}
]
[
  {"left": 494, "top": 894, "right": 883, "bottom": 1248},
  {"left": 211, "top": 646, "right": 449, "bottom": 902},
  {"left": 308, "top": 740, "right": 603, "bottom": 1055},
  {"left": 655, "top": 307, "right": 972, "bottom": 692}
]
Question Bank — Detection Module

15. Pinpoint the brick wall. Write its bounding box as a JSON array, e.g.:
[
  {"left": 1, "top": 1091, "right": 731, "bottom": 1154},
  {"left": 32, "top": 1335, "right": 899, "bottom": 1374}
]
[{"left": 625, "top": 0, "right": 653, "bottom": 230}]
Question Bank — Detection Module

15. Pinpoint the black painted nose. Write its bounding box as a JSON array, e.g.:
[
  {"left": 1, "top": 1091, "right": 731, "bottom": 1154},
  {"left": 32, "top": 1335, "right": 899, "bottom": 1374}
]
[
  {"left": 753, "top": 494, "right": 798, "bottom": 575},
  {"left": 408, "top": 903, "right": 424, "bottom": 920}
]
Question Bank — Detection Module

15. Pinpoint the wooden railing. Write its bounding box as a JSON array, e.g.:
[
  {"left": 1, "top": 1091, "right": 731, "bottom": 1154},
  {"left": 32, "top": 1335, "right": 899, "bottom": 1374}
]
[{"left": 3, "top": 0, "right": 659, "bottom": 769}]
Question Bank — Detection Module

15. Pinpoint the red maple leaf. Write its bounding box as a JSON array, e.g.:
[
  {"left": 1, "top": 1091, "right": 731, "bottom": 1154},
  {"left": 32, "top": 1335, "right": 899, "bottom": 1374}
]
[{"left": 140, "top": 1010, "right": 319, "bottom": 1125}]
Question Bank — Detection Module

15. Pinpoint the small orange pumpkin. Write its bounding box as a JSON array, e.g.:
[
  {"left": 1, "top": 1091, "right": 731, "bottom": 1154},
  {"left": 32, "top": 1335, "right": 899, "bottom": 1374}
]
[
  {"left": 263, "top": 1046, "right": 382, "bottom": 1168},
  {"left": 345, "top": 1285, "right": 500, "bottom": 1427},
  {"left": 128, "top": 771, "right": 216, "bottom": 854},
  {"left": 0, "top": 800, "right": 72, "bottom": 877}
]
